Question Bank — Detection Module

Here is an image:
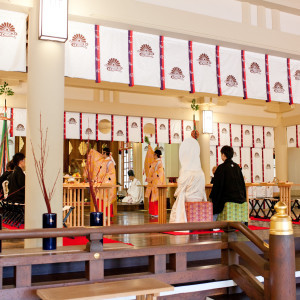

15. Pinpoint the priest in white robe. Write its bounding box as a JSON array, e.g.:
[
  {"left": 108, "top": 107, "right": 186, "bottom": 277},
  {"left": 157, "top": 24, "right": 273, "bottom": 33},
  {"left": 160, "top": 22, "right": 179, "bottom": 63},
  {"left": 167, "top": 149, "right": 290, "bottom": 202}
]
[
  {"left": 122, "top": 170, "right": 143, "bottom": 204},
  {"left": 170, "top": 138, "right": 207, "bottom": 223}
]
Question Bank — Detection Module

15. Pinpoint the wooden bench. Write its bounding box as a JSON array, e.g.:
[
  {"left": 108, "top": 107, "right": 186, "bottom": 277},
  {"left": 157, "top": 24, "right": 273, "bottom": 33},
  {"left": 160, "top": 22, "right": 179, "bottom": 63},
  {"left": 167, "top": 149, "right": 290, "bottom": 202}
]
[{"left": 37, "top": 278, "right": 174, "bottom": 300}]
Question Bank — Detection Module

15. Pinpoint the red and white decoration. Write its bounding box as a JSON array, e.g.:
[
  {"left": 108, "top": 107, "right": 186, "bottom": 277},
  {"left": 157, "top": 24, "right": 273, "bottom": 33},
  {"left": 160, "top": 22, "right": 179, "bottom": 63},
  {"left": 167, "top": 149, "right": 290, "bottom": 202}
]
[
  {"left": 164, "top": 37, "right": 190, "bottom": 91},
  {"left": 216, "top": 146, "right": 223, "bottom": 166},
  {"left": 243, "top": 51, "right": 267, "bottom": 100},
  {"left": 268, "top": 56, "right": 289, "bottom": 103},
  {"left": 128, "top": 116, "right": 141, "bottom": 143},
  {"left": 241, "top": 125, "right": 253, "bottom": 148},
  {"left": 156, "top": 118, "right": 169, "bottom": 144},
  {"left": 132, "top": 31, "right": 160, "bottom": 88},
  {"left": 263, "top": 148, "right": 274, "bottom": 182},
  {"left": 210, "top": 123, "right": 219, "bottom": 146},
  {"left": 65, "top": 21, "right": 96, "bottom": 80},
  {"left": 241, "top": 147, "right": 251, "bottom": 182},
  {"left": 97, "top": 114, "right": 112, "bottom": 141},
  {"left": 192, "top": 42, "right": 218, "bottom": 95},
  {"left": 143, "top": 117, "right": 155, "bottom": 143},
  {"left": 287, "top": 126, "right": 297, "bottom": 148},
  {"left": 264, "top": 127, "right": 274, "bottom": 149},
  {"left": 290, "top": 59, "right": 300, "bottom": 104},
  {"left": 252, "top": 148, "right": 263, "bottom": 183},
  {"left": 210, "top": 146, "right": 217, "bottom": 176},
  {"left": 182, "top": 120, "right": 193, "bottom": 140},
  {"left": 99, "top": 26, "right": 129, "bottom": 84},
  {"left": 81, "top": 113, "right": 96, "bottom": 140},
  {"left": 232, "top": 146, "right": 241, "bottom": 165},
  {"left": 253, "top": 126, "right": 264, "bottom": 148},
  {"left": 113, "top": 115, "right": 126, "bottom": 142},
  {"left": 219, "top": 47, "right": 244, "bottom": 98},
  {"left": 170, "top": 119, "right": 182, "bottom": 144},
  {"left": 65, "top": 112, "right": 80, "bottom": 139},
  {"left": 0, "top": 9, "right": 26, "bottom": 72},
  {"left": 219, "top": 123, "right": 230, "bottom": 146},
  {"left": 13, "top": 108, "right": 26, "bottom": 137},
  {"left": 231, "top": 124, "right": 241, "bottom": 147}
]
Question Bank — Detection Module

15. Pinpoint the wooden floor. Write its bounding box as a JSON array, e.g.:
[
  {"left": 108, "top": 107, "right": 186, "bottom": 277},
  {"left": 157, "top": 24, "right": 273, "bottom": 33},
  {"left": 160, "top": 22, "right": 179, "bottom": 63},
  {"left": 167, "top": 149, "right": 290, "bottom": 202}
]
[{"left": 3, "top": 205, "right": 299, "bottom": 250}]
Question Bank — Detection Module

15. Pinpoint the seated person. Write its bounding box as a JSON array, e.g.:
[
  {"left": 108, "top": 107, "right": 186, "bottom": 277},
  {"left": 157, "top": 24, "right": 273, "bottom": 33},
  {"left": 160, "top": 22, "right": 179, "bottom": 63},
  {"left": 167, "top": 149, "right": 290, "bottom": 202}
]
[
  {"left": 209, "top": 145, "right": 246, "bottom": 221},
  {"left": 122, "top": 170, "right": 143, "bottom": 204},
  {"left": 170, "top": 137, "right": 207, "bottom": 223},
  {"left": 7, "top": 153, "right": 26, "bottom": 204},
  {"left": 0, "top": 160, "right": 15, "bottom": 196}
]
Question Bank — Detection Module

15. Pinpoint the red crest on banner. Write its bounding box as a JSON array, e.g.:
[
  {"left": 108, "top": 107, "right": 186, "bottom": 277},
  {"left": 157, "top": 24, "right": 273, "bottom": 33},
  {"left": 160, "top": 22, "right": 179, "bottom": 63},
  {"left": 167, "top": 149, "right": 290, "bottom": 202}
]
[
  {"left": 70, "top": 34, "right": 88, "bottom": 48},
  {"left": 138, "top": 44, "right": 154, "bottom": 58},
  {"left": 198, "top": 53, "right": 211, "bottom": 66},
  {"left": 169, "top": 67, "right": 185, "bottom": 80},
  {"left": 225, "top": 75, "right": 238, "bottom": 87},
  {"left": 249, "top": 62, "right": 261, "bottom": 74},
  {"left": 105, "top": 58, "right": 123, "bottom": 72},
  {"left": 273, "top": 82, "right": 285, "bottom": 93},
  {"left": 0, "top": 22, "right": 17, "bottom": 38}
]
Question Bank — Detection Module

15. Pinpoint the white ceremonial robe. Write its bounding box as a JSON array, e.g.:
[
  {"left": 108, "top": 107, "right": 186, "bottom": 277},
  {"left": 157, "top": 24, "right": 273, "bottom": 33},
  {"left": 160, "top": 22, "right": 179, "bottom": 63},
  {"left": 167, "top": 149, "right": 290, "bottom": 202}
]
[
  {"left": 122, "top": 178, "right": 143, "bottom": 204},
  {"left": 169, "top": 170, "right": 207, "bottom": 223}
]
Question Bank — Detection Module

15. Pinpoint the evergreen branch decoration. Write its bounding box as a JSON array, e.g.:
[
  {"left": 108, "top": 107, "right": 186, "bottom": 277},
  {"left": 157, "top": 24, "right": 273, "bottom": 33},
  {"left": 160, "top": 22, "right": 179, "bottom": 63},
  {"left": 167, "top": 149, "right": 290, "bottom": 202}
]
[
  {"left": 144, "top": 136, "right": 150, "bottom": 145},
  {"left": 191, "top": 99, "right": 199, "bottom": 112},
  {"left": 0, "top": 82, "right": 14, "bottom": 97}
]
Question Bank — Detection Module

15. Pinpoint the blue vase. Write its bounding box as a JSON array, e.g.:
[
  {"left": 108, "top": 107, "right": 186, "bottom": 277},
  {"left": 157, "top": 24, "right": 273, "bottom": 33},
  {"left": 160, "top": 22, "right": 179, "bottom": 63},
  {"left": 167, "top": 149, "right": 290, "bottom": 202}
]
[
  {"left": 43, "top": 213, "right": 57, "bottom": 250},
  {"left": 90, "top": 212, "right": 103, "bottom": 226}
]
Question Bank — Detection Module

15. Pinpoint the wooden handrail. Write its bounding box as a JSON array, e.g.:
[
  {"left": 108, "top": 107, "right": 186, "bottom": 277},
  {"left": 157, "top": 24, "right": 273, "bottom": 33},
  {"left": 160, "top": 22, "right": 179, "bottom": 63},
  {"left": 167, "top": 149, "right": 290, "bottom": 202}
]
[
  {"left": 0, "top": 222, "right": 229, "bottom": 241},
  {"left": 228, "top": 222, "right": 269, "bottom": 254}
]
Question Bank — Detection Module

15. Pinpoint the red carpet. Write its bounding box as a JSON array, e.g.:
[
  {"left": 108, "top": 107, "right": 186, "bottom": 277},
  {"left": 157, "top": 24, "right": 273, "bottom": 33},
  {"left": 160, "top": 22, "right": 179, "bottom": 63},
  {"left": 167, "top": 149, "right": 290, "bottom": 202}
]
[
  {"left": 164, "top": 225, "right": 269, "bottom": 235},
  {"left": 250, "top": 216, "right": 300, "bottom": 225}
]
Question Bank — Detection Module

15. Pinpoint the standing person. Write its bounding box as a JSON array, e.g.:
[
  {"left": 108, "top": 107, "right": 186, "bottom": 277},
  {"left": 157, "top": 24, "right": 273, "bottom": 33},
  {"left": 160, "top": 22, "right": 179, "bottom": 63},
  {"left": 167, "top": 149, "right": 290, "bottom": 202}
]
[
  {"left": 97, "top": 147, "right": 117, "bottom": 215},
  {"left": 7, "top": 153, "right": 26, "bottom": 203},
  {"left": 122, "top": 170, "right": 143, "bottom": 204},
  {"left": 145, "top": 148, "right": 166, "bottom": 217},
  {"left": 209, "top": 145, "right": 246, "bottom": 221},
  {"left": 169, "top": 138, "right": 207, "bottom": 223},
  {"left": 0, "top": 160, "right": 15, "bottom": 197}
]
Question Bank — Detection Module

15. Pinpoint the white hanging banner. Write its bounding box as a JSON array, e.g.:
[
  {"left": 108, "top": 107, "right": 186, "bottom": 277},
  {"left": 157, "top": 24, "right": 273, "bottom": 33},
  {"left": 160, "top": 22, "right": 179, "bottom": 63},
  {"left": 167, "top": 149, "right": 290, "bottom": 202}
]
[
  {"left": 241, "top": 124, "right": 253, "bottom": 148},
  {"left": 164, "top": 37, "right": 190, "bottom": 91},
  {"left": 65, "top": 112, "right": 80, "bottom": 139},
  {"left": 81, "top": 113, "right": 96, "bottom": 140},
  {"left": 128, "top": 116, "right": 141, "bottom": 143},
  {"left": 143, "top": 117, "right": 155, "bottom": 144},
  {"left": 216, "top": 146, "right": 223, "bottom": 166},
  {"left": 0, "top": 9, "right": 27, "bottom": 72},
  {"left": 210, "top": 123, "right": 219, "bottom": 146},
  {"left": 243, "top": 51, "right": 267, "bottom": 100},
  {"left": 263, "top": 148, "right": 274, "bottom": 182},
  {"left": 264, "top": 127, "right": 274, "bottom": 148},
  {"left": 192, "top": 42, "right": 218, "bottom": 94},
  {"left": 113, "top": 115, "right": 126, "bottom": 142},
  {"left": 13, "top": 108, "right": 26, "bottom": 137},
  {"left": 252, "top": 148, "right": 263, "bottom": 183},
  {"left": 99, "top": 26, "right": 129, "bottom": 84},
  {"left": 219, "top": 47, "right": 243, "bottom": 97},
  {"left": 132, "top": 31, "right": 160, "bottom": 88},
  {"left": 268, "top": 56, "right": 289, "bottom": 103},
  {"left": 98, "top": 114, "right": 112, "bottom": 141},
  {"left": 183, "top": 120, "right": 193, "bottom": 140},
  {"left": 210, "top": 146, "right": 217, "bottom": 177},
  {"left": 241, "top": 147, "right": 251, "bottom": 182},
  {"left": 253, "top": 126, "right": 264, "bottom": 148},
  {"left": 156, "top": 119, "right": 169, "bottom": 144},
  {"left": 231, "top": 124, "right": 241, "bottom": 147},
  {"left": 65, "top": 21, "right": 95, "bottom": 80},
  {"left": 219, "top": 123, "right": 230, "bottom": 146},
  {"left": 170, "top": 119, "right": 182, "bottom": 144},
  {"left": 290, "top": 59, "right": 300, "bottom": 104},
  {"left": 287, "top": 126, "right": 297, "bottom": 147},
  {"left": 232, "top": 146, "right": 241, "bottom": 166}
]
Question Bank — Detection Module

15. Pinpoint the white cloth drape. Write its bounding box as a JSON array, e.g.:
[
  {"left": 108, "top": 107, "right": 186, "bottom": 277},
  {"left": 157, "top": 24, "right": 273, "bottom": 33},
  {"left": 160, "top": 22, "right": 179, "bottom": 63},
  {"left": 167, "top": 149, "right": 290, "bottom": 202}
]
[
  {"left": 252, "top": 148, "right": 263, "bottom": 183},
  {"left": 264, "top": 127, "right": 274, "bottom": 149},
  {"left": 210, "top": 123, "right": 219, "bottom": 146},
  {"left": 170, "top": 138, "right": 207, "bottom": 223},
  {"left": 13, "top": 108, "right": 26, "bottom": 137},
  {"left": 170, "top": 119, "right": 182, "bottom": 144},
  {"left": 232, "top": 147, "right": 241, "bottom": 166},
  {"left": 241, "top": 125, "right": 253, "bottom": 147},
  {"left": 287, "top": 126, "right": 297, "bottom": 148},
  {"left": 231, "top": 124, "right": 241, "bottom": 147},
  {"left": 65, "top": 21, "right": 96, "bottom": 80},
  {"left": 156, "top": 119, "right": 169, "bottom": 144},
  {"left": 290, "top": 59, "right": 300, "bottom": 104},
  {"left": 0, "top": 9, "right": 27, "bottom": 72},
  {"left": 219, "top": 123, "right": 230, "bottom": 146},
  {"left": 183, "top": 120, "right": 193, "bottom": 140},
  {"left": 128, "top": 116, "right": 141, "bottom": 143},
  {"left": 263, "top": 148, "right": 274, "bottom": 182},
  {"left": 65, "top": 112, "right": 80, "bottom": 139},
  {"left": 241, "top": 147, "right": 251, "bottom": 182},
  {"left": 81, "top": 113, "right": 96, "bottom": 140},
  {"left": 113, "top": 115, "right": 126, "bottom": 142},
  {"left": 253, "top": 126, "right": 264, "bottom": 148}
]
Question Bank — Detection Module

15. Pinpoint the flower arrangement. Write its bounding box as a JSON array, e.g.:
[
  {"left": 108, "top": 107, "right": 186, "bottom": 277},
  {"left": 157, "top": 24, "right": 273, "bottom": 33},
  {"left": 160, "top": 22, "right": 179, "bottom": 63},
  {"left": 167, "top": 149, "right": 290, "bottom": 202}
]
[{"left": 31, "top": 114, "right": 60, "bottom": 214}]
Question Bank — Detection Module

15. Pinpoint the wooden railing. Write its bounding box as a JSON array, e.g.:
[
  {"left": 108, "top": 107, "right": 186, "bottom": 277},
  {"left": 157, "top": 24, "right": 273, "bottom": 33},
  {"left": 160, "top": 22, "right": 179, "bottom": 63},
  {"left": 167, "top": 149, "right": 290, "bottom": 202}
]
[{"left": 0, "top": 219, "right": 296, "bottom": 300}]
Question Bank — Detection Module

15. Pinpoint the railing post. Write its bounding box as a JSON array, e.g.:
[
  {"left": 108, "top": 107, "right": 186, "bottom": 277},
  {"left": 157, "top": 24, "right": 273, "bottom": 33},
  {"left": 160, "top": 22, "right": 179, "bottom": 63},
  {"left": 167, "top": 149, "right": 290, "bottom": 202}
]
[{"left": 269, "top": 201, "right": 296, "bottom": 300}]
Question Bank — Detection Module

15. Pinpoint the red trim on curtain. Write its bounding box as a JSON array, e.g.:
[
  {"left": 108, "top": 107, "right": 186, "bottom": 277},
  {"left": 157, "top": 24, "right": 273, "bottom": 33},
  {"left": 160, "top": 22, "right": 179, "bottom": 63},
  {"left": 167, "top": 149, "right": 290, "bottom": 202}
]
[
  {"left": 189, "top": 41, "right": 195, "bottom": 93},
  {"left": 287, "top": 58, "right": 293, "bottom": 105},
  {"left": 95, "top": 25, "right": 101, "bottom": 83}
]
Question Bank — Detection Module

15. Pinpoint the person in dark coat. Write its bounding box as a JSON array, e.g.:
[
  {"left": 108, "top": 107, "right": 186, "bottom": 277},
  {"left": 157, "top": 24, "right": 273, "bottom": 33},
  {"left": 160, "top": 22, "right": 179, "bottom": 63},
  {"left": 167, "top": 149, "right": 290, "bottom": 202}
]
[
  {"left": 7, "top": 153, "right": 25, "bottom": 204},
  {"left": 0, "top": 160, "right": 15, "bottom": 196},
  {"left": 209, "top": 145, "right": 246, "bottom": 221}
]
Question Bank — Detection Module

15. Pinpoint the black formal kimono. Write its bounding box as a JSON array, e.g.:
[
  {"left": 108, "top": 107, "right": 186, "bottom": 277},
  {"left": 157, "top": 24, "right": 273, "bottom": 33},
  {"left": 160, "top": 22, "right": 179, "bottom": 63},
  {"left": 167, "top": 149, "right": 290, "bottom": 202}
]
[
  {"left": 7, "top": 166, "right": 25, "bottom": 203},
  {"left": 209, "top": 158, "right": 246, "bottom": 215}
]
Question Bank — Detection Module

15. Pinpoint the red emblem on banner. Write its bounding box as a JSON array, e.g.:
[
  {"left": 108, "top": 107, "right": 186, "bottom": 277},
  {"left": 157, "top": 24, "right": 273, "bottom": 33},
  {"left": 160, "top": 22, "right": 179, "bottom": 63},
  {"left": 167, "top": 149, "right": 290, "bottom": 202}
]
[
  {"left": 169, "top": 67, "right": 185, "bottom": 80},
  {"left": 0, "top": 22, "right": 17, "bottom": 38},
  {"left": 294, "top": 70, "right": 300, "bottom": 80},
  {"left": 116, "top": 130, "right": 124, "bottom": 136},
  {"left": 198, "top": 53, "right": 211, "bottom": 66},
  {"left": 70, "top": 34, "right": 88, "bottom": 48},
  {"left": 105, "top": 58, "right": 123, "bottom": 72},
  {"left": 68, "top": 118, "right": 77, "bottom": 124},
  {"left": 138, "top": 44, "right": 154, "bottom": 58},
  {"left": 249, "top": 62, "right": 261, "bottom": 74},
  {"left": 273, "top": 82, "right": 285, "bottom": 93},
  {"left": 85, "top": 128, "right": 93, "bottom": 135},
  {"left": 159, "top": 124, "right": 166, "bottom": 130},
  {"left": 16, "top": 124, "right": 25, "bottom": 131},
  {"left": 131, "top": 122, "right": 138, "bottom": 128},
  {"left": 225, "top": 75, "right": 238, "bottom": 87}
]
